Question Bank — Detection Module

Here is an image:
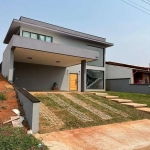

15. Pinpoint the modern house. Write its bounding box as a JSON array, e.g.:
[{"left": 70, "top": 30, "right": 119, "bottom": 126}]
[
  {"left": 106, "top": 61, "right": 150, "bottom": 94},
  {"left": 2, "top": 16, "right": 113, "bottom": 92}
]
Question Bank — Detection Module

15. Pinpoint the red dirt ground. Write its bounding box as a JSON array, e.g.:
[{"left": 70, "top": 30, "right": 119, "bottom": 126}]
[{"left": 0, "top": 73, "right": 20, "bottom": 123}]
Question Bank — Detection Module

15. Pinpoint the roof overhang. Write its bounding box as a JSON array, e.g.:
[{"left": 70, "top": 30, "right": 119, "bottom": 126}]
[
  {"left": 133, "top": 69, "right": 150, "bottom": 74},
  {"left": 106, "top": 61, "right": 149, "bottom": 70},
  {"left": 4, "top": 18, "right": 114, "bottom": 48},
  {"left": 11, "top": 35, "right": 99, "bottom": 67}
]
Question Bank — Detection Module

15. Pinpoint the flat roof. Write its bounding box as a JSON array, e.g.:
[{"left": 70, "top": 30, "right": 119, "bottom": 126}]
[
  {"left": 106, "top": 61, "right": 149, "bottom": 71},
  {"left": 4, "top": 16, "right": 114, "bottom": 48}
]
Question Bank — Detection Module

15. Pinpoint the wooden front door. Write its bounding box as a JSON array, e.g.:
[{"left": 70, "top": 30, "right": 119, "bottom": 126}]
[{"left": 69, "top": 74, "right": 78, "bottom": 91}]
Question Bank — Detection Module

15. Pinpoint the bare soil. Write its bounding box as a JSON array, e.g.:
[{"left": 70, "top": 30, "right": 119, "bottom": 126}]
[{"left": 0, "top": 73, "right": 28, "bottom": 129}]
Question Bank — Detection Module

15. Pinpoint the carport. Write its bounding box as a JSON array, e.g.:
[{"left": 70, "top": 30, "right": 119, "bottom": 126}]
[{"left": 8, "top": 35, "right": 99, "bottom": 92}]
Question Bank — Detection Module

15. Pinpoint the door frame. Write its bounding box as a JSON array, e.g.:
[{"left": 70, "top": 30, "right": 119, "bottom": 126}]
[{"left": 69, "top": 73, "right": 78, "bottom": 91}]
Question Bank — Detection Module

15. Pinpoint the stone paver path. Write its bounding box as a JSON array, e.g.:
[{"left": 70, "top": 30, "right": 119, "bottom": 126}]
[
  {"left": 48, "top": 94, "right": 93, "bottom": 122},
  {"left": 40, "top": 102, "right": 64, "bottom": 128},
  {"left": 95, "top": 92, "right": 108, "bottom": 96},
  {"left": 62, "top": 93, "right": 112, "bottom": 120},
  {"left": 35, "top": 119, "right": 150, "bottom": 150},
  {"left": 95, "top": 92, "right": 149, "bottom": 114},
  {"left": 136, "top": 107, "right": 150, "bottom": 113},
  {"left": 103, "top": 95, "right": 119, "bottom": 99},
  {"left": 121, "top": 103, "right": 147, "bottom": 108},
  {"left": 82, "top": 94, "right": 128, "bottom": 117},
  {"left": 111, "top": 98, "right": 132, "bottom": 103}
]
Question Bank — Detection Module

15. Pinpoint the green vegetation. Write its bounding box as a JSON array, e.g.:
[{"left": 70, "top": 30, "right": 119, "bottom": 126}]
[
  {"left": 36, "top": 92, "right": 150, "bottom": 133},
  {"left": 0, "top": 93, "right": 6, "bottom": 101},
  {"left": 0, "top": 126, "right": 48, "bottom": 150}
]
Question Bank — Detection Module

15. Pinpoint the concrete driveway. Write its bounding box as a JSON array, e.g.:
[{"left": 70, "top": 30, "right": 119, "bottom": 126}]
[{"left": 35, "top": 119, "right": 150, "bottom": 150}]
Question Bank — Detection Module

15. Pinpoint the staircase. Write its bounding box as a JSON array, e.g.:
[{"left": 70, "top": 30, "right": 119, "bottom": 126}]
[
  {"left": 86, "top": 72, "right": 102, "bottom": 89},
  {"left": 86, "top": 78, "right": 101, "bottom": 89},
  {"left": 92, "top": 92, "right": 150, "bottom": 113}
]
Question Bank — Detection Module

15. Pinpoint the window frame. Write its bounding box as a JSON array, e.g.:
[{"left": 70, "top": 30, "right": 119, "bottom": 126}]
[
  {"left": 87, "top": 45, "right": 105, "bottom": 67},
  {"left": 38, "top": 34, "right": 46, "bottom": 41},
  {"left": 22, "top": 30, "right": 53, "bottom": 42},
  {"left": 30, "top": 32, "right": 38, "bottom": 40},
  {"left": 22, "top": 31, "right": 31, "bottom": 38},
  {"left": 86, "top": 69, "right": 104, "bottom": 89},
  {"left": 45, "top": 36, "right": 53, "bottom": 42}
]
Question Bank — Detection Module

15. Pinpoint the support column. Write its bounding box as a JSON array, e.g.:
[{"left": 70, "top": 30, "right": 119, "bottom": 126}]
[
  {"left": 8, "top": 49, "right": 14, "bottom": 82},
  {"left": 81, "top": 60, "right": 86, "bottom": 92}
]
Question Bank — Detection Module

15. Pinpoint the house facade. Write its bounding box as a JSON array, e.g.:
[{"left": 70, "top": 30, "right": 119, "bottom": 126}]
[
  {"left": 2, "top": 17, "right": 113, "bottom": 92},
  {"left": 106, "top": 61, "right": 150, "bottom": 94}
]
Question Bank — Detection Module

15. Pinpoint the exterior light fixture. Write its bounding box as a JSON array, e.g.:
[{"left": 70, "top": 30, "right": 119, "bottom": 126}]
[{"left": 27, "top": 57, "right": 32, "bottom": 59}]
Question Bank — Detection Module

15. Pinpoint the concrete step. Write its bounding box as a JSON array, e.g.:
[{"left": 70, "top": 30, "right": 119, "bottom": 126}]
[
  {"left": 103, "top": 95, "right": 119, "bottom": 99},
  {"left": 121, "top": 103, "right": 147, "bottom": 108},
  {"left": 95, "top": 93, "right": 108, "bottom": 96},
  {"left": 110, "top": 99, "right": 132, "bottom": 103},
  {"left": 136, "top": 107, "right": 150, "bottom": 113}
]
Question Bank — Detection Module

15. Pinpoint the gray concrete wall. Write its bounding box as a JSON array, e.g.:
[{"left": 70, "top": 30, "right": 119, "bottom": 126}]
[
  {"left": 15, "top": 88, "right": 40, "bottom": 133},
  {"left": 20, "top": 17, "right": 106, "bottom": 42},
  {"left": 20, "top": 26, "right": 106, "bottom": 49},
  {"left": 14, "top": 62, "right": 67, "bottom": 91},
  {"left": 2, "top": 38, "right": 14, "bottom": 78},
  {"left": 106, "top": 64, "right": 133, "bottom": 79},
  {"left": 106, "top": 78, "right": 150, "bottom": 94},
  {"left": 12, "top": 35, "right": 99, "bottom": 60},
  {"left": 14, "top": 62, "right": 105, "bottom": 91},
  {"left": 20, "top": 27, "right": 104, "bottom": 65}
]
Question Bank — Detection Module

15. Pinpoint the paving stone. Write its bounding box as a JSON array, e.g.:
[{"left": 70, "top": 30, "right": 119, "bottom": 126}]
[
  {"left": 121, "top": 103, "right": 147, "bottom": 108},
  {"left": 62, "top": 93, "right": 112, "bottom": 120},
  {"left": 102, "top": 95, "right": 119, "bottom": 99},
  {"left": 136, "top": 107, "right": 150, "bottom": 113},
  {"left": 48, "top": 94, "right": 93, "bottom": 122},
  {"left": 110, "top": 99, "right": 132, "bottom": 103},
  {"left": 95, "top": 93, "right": 108, "bottom": 96},
  {"left": 82, "top": 94, "right": 128, "bottom": 117},
  {"left": 40, "top": 102, "right": 64, "bottom": 127}
]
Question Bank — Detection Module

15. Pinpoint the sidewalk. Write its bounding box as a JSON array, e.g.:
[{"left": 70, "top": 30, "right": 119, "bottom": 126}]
[{"left": 35, "top": 119, "right": 150, "bottom": 150}]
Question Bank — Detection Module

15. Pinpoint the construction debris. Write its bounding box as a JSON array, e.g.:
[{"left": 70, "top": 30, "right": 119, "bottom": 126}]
[
  {"left": 12, "top": 109, "right": 20, "bottom": 116},
  {"left": 11, "top": 116, "right": 24, "bottom": 127},
  {"left": 27, "top": 130, "right": 33, "bottom": 135},
  {"left": 3, "top": 116, "right": 20, "bottom": 124}
]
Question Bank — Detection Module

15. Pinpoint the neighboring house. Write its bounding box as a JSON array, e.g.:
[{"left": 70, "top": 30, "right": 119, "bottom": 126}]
[
  {"left": 106, "top": 61, "right": 150, "bottom": 94},
  {"left": 2, "top": 17, "right": 113, "bottom": 92}
]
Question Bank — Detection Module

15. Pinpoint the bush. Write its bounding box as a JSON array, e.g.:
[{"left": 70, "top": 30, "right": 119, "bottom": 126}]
[
  {"left": 0, "top": 93, "right": 6, "bottom": 101},
  {"left": 0, "top": 126, "right": 48, "bottom": 150}
]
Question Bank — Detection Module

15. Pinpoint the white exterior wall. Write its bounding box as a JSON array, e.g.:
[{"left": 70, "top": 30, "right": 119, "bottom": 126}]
[{"left": 106, "top": 64, "right": 133, "bottom": 82}]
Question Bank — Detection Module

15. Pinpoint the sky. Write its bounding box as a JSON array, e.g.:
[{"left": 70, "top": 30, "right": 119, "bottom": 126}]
[{"left": 0, "top": 0, "right": 150, "bottom": 67}]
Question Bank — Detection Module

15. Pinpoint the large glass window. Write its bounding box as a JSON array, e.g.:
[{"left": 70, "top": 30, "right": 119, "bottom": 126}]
[
  {"left": 86, "top": 69, "right": 104, "bottom": 89},
  {"left": 46, "top": 36, "right": 52, "bottom": 42},
  {"left": 22, "top": 31, "right": 30, "bottom": 38},
  {"left": 31, "top": 33, "right": 38, "bottom": 39},
  {"left": 22, "top": 30, "right": 52, "bottom": 43},
  {"left": 39, "top": 35, "right": 45, "bottom": 41}
]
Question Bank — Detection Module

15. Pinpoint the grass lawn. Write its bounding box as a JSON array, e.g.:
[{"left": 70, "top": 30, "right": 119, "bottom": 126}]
[
  {"left": 0, "top": 124, "right": 48, "bottom": 150},
  {"left": 36, "top": 92, "right": 150, "bottom": 133},
  {"left": 107, "top": 91, "right": 150, "bottom": 107}
]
